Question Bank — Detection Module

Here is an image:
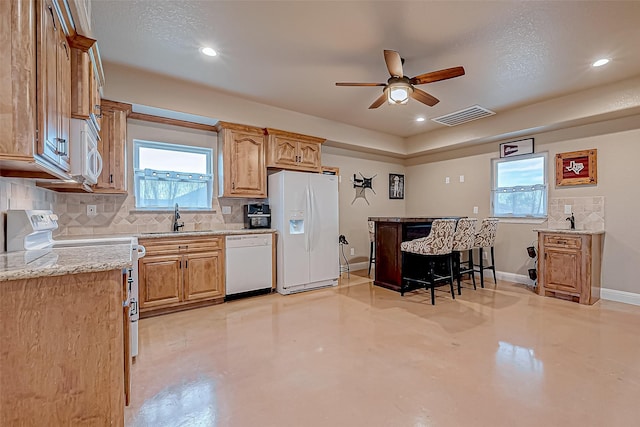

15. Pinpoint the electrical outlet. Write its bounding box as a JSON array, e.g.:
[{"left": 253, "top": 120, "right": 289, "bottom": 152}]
[
  {"left": 473, "top": 206, "right": 479, "bottom": 214},
  {"left": 445, "top": 176, "right": 450, "bottom": 184},
  {"left": 564, "top": 204, "right": 572, "bottom": 214},
  {"left": 87, "top": 205, "right": 97, "bottom": 216},
  {"left": 222, "top": 206, "right": 231, "bottom": 215},
  {"left": 483, "top": 251, "right": 488, "bottom": 260},
  {"left": 459, "top": 175, "right": 465, "bottom": 183},
  {"left": 350, "top": 248, "right": 355, "bottom": 256}
]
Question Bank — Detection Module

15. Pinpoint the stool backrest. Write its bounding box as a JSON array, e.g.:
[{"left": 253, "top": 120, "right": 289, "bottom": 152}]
[
  {"left": 400, "top": 219, "right": 456, "bottom": 255},
  {"left": 474, "top": 218, "right": 499, "bottom": 248},
  {"left": 368, "top": 221, "right": 375, "bottom": 243},
  {"left": 452, "top": 218, "right": 478, "bottom": 251}
]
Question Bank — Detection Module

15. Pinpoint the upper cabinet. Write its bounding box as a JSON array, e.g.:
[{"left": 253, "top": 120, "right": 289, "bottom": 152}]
[
  {"left": 0, "top": 0, "right": 102, "bottom": 181},
  {"left": 216, "top": 122, "right": 267, "bottom": 198},
  {"left": 95, "top": 100, "right": 130, "bottom": 193},
  {"left": 70, "top": 45, "right": 103, "bottom": 133},
  {"left": 265, "top": 128, "right": 325, "bottom": 173}
]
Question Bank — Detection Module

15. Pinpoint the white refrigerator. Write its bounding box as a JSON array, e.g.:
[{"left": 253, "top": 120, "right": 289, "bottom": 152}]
[{"left": 269, "top": 171, "right": 339, "bottom": 294}]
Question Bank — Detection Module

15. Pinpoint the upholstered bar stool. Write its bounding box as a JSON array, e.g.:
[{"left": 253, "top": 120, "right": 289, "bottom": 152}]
[
  {"left": 451, "top": 218, "right": 478, "bottom": 293},
  {"left": 368, "top": 221, "right": 376, "bottom": 277},
  {"left": 473, "top": 218, "right": 499, "bottom": 288},
  {"left": 400, "top": 219, "right": 457, "bottom": 305}
]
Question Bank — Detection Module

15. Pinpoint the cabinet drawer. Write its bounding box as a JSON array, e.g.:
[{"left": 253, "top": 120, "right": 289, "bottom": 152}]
[
  {"left": 139, "top": 236, "right": 223, "bottom": 255},
  {"left": 543, "top": 235, "right": 581, "bottom": 249}
]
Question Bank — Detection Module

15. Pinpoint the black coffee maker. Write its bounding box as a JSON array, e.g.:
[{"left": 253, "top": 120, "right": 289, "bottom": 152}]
[{"left": 244, "top": 204, "right": 271, "bottom": 229}]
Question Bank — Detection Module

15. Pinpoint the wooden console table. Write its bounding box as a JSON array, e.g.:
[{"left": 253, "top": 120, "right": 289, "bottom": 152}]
[{"left": 368, "top": 217, "right": 462, "bottom": 292}]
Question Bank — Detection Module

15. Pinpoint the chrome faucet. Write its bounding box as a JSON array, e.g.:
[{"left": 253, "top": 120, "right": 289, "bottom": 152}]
[
  {"left": 566, "top": 213, "right": 575, "bottom": 230},
  {"left": 173, "top": 203, "right": 184, "bottom": 232}
]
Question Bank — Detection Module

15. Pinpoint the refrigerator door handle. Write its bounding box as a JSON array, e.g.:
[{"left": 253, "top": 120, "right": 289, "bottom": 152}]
[
  {"left": 308, "top": 186, "right": 315, "bottom": 251},
  {"left": 305, "top": 186, "right": 311, "bottom": 252}
]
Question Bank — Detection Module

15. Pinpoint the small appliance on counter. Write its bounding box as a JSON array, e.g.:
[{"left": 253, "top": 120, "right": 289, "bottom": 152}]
[{"left": 244, "top": 203, "right": 271, "bottom": 229}]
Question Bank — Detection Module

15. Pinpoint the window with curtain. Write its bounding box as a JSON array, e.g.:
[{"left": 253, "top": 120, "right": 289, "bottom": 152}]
[
  {"left": 133, "top": 140, "right": 213, "bottom": 209},
  {"left": 491, "top": 152, "right": 547, "bottom": 218}
]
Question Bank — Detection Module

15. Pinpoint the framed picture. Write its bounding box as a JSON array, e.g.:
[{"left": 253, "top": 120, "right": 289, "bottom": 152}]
[
  {"left": 499, "top": 138, "right": 534, "bottom": 158},
  {"left": 555, "top": 149, "right": 597, "bottom": 186},
  {"left": 389, "top": 173, "right": 404, "bottom": 199}
]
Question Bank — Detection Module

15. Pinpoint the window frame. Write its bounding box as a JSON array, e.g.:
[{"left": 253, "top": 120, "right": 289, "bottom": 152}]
[
  {"left": 490, "top": 151, "right": 548, "bottom": 219},
  {"left": 133, "top": 139, "right": 214, "bottom": 210}
]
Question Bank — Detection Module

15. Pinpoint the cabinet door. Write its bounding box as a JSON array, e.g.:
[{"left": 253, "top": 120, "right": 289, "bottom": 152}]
[
  {"left": 90, "top": 61, "right": 102, "bottom": 131},
  {"left": 297, "top": 141, "right": 321, "bottom": 171},
  {"left": 229, "top": 131, "right": 266, "bottom": 197},
  {"left": 56, "top": 32, "right": 71, "bottom": 171},
  {"left": 270, "top": 136, "right": 298, "bottom": 168},
  {"left": 183, "top": 251, "right": 224, "bottom": 301},
  {"left": 544, "top": 247, "right": 581, "bottom": 294},
  {"left": 139, "top": 254, "right": 182, "bottom": 310},
  {"left": 37, "top": 0, "right": 61, "bottom": 167},
  {"left": 95, "top": 106, "right": 126, "bottom": 192}
]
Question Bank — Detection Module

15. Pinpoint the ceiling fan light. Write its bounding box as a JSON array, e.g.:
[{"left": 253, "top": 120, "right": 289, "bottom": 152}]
[{"left": 387, "top": 83, "right": 412, "bottom": 105}]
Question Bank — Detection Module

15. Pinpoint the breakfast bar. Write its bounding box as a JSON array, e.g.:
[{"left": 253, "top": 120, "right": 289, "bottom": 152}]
[{"left": 368, "top": 217, "right": 462, "bottom": 292}]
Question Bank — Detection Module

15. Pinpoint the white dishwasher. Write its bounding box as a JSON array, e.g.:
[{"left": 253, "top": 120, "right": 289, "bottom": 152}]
[{"left": 225, "top": 234, "right": 273, "bottom": 299}]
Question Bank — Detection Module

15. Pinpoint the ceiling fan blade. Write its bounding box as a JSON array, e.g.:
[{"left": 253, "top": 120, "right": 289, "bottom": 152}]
[
  {"left": 411, "top": 88, "right": 439, "bottom": 107},
  {"left": 335, "top": 82, "right": 386, "bottom": 87},
  {"left": 384, "top": 50, "right": 403, "bottom": 78},
  {"left": 368, "top": 92, "right": 387, "bottom": 109},
  {"left": 410, "top": 66, "right": 465, "bottom": 85}
]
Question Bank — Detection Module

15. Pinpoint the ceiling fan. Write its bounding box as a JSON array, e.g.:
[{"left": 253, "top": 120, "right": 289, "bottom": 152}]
[{"left": 335, "top": 50, "right": 465, "bottom": 109}]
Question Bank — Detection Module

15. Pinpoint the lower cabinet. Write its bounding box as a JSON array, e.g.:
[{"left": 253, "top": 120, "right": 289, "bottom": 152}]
[
  {"left": 138, "top": 236, "right": 224, "bottom": 317},
  {"left": 537, "top": 231, "right": 603, "bottom": 305}
]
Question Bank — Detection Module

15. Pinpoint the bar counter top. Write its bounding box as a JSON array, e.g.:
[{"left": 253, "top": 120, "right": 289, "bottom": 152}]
[{"left": 368, "top": 217, "right": 460, "bottom": 223}]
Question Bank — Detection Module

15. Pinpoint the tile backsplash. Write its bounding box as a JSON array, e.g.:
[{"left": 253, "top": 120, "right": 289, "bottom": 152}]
[
  {"left": 1, "top": 177, "right": 263, "bottom": 250},
  {"left": 547, "top": 196, "right": 605, "bottom": 231}
]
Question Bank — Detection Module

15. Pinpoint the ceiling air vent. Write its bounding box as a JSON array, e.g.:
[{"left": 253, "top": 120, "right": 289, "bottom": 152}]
[{"left": 431, "top": 105, "right": 496, "bottom": 127}]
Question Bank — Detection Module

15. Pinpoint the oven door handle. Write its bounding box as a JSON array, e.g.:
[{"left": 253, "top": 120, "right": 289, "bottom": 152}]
[{"left": 136, "top": 245, "right": 146, "bottom": 259}]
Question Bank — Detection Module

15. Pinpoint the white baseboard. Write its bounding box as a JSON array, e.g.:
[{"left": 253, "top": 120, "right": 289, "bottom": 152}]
[
  {"left": 495, "top": 271, "right": 535, "bottom": 286},
  {"left": 600, "top": 288, "right": 640, "bottom": 306},
  {"left": 340, "top": 261, "right": 370, "bottom": 273}
]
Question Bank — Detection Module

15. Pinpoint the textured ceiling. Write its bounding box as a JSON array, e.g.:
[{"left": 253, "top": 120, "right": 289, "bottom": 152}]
[{"left": 92, "top": 1, "right": 640, "bottom": 138}]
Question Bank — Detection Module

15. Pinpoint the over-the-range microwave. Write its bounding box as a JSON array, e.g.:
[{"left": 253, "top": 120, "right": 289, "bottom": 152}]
[{"left": 70, "top": 118, "right": 103, "bottom": 185}]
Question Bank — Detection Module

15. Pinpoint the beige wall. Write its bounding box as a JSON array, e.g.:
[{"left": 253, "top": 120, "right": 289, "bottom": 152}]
[
  {"left": 406, "top": 115, "right": 640, "bottom": 293},
  {"left": 322, "top": 147, "right": 405, "bottom": 268}
]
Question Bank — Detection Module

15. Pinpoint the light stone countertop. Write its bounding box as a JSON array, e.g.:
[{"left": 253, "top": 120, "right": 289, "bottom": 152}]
[
  {"left": 0, "top": 244, "right": 133, "bottom": 282},
  {"left": 533, "top": 228, "right": 605, "bottom": 235},
  {"left": 136, "top": 229, "right": 276, "bottom": 239}
]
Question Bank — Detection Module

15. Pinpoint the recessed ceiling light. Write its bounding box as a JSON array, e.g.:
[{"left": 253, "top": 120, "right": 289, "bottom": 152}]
[
  {"left": 200, "top": 47, "right": 217, "bottom": 57},
  {"left": 415, "top": 117, "right": 426, "bottom": 122},
  {"left": 592, "top": 58, "right": 610, "bottom": 67}
]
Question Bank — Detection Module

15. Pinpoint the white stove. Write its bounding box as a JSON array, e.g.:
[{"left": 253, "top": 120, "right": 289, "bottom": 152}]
[{"left": 6, "top": 209, "right": 145, "bottom": 357}]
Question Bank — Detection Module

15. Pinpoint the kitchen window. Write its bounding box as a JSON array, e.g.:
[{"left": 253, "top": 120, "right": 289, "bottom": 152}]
[
  {"left": 491, "top": 152, "right": 547, "bottom": 218},
  {"left": 133, "top": 140, "right": 213, "bottom": 209}
]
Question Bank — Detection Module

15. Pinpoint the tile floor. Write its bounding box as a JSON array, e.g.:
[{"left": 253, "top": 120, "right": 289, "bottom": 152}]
[{"left": 126, "top": 271, "right": 640, "bottom": 426}]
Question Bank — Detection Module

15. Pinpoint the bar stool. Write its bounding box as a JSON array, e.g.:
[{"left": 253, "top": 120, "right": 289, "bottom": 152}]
[
  {"left": 473, "top": 218, "right": 499, "bottom": 288},
  {"left": 400, "top": 219, "right": 457, "bottom": 305},
  {"left": 367, "top": 221, "right": 375, "bottom": 277},
  {"left": 451, "top": 218, "right": 478, "bottom": 293}
]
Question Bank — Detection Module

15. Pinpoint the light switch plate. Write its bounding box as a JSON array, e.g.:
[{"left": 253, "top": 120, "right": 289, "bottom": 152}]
[
  {"left": 87, "top": 205, "right": 97, "bottom": 216},
  {"left": 445, "top": 176, "right": 450, "bottom": 184},
  {"left": 564, "top": 204, "right": 572, "bottom": 214},
  {"left": 222, "top": 206, "right": 232, "bottom": 215},
  {"left": 459, "top": 175, "right": 465, "bottom": 183},
  {"left": 473, "top": 206, "right": 479, "bottom": 214},
  {"left": 350, "top": 248, "right": 355, "bottom": 256}
]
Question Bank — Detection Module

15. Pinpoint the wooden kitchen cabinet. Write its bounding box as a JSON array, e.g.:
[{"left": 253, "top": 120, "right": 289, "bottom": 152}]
[
  {"left": 216, "top": 121, "right": 267, "bottom": 198},
  {"left": 37, "top": 0, "right": 71, "bottom": 173},
  {"left": 1, "top": 270, "right": 126, "bottom": 425},
  {"left": 537, "top": 231, "right": 603, "bottom": 305},
  {"left": 0, "top": 0, "right": 98, "bottom": 181},
  {"left": 138, "top": 236, "right": 225, "bottom": 317},
  {"left": 95, "top": 99, "right": 130, "bottom": 193},
  {"left": 265, "top": 128, "right": 325, "bottom": 173},
  {"left": 70, "top": 45, "right": 103, "bottom": 132}
]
